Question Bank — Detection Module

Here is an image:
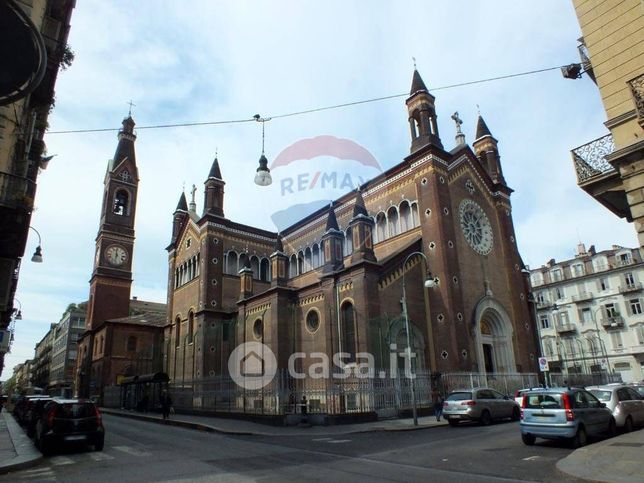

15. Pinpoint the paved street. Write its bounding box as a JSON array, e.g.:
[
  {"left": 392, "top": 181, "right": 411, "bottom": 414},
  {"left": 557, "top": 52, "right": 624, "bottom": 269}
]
[{"left": 0, "top": 414, "right": 586, "bottom": 482}]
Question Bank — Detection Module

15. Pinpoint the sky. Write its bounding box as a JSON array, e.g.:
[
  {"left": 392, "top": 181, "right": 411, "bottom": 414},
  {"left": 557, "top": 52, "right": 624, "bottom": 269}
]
[{"left": 2, "top": 0, "right": 638, "bottom": 379}]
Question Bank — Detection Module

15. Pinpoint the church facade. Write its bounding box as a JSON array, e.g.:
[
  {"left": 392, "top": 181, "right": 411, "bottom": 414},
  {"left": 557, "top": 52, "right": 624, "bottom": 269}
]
[{"left": 165, "top": 69, "right": 538, "bottom": 391}]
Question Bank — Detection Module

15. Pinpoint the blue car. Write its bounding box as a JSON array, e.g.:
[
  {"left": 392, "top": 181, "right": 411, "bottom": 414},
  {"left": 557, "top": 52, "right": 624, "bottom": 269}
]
[{"left": 520, "top": 387, "right": 616, "bottom": 447}]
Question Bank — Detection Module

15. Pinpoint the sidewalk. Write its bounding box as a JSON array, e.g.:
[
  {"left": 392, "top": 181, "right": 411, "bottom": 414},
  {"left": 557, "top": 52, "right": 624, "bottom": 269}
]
[
  {"left": 99, "top": 408, "right": 448, "bottom": 436},
  {"left": 557, "top": 429, "right": 644, "bottom": 483},
  {"left": 0, "top": 411, "right": 42, "bottom": 475}
]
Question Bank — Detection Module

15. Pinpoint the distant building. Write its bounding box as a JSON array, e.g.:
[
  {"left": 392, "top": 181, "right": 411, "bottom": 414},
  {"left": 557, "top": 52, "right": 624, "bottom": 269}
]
[
  {"left": 32, "top": 324, "right": 55, "bottom": 389},
  {"left": 48, "top": 303, "right": 86, "bottom": 397},
  {"left": 529, "top": 243, "right": 644, "bottom": 382},
  {"left": 570, "top": 1, "right": 644, "bottom": 248},
  {"left": 13, "top": 359, "right": 33, "bottom": 392}
]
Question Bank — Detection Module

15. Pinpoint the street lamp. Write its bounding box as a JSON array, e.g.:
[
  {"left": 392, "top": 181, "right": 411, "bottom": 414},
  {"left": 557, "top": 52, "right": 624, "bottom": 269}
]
[
  {"left": 12, "top": 298, "right": 22, "bottom": 320},
  {"left": 253, "top": 115, "right": 272, "bottom": 186},
  {"left": 401, "top": 251, "right": 438, "bottom": 426},
  {"left": 588, "top": 305, "right": 611, "bottom": 376},
  {"left": 29, "top": 226, "right": 43, "bottom": 262}
]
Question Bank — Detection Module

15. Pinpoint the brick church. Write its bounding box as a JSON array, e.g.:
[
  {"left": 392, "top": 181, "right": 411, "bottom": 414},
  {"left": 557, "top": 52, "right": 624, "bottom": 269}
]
[
  {"left": 75, "top": 116, "right": 167, "bottom": 400},
  {"left": 165, "top": 69, "right": 538, "bottom": 388}
]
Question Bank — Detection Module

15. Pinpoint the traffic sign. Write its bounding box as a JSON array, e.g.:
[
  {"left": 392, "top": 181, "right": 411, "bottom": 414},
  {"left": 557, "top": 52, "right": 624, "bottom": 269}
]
[{"left": 538, "top": 357, "right": 549, "bottom": 372}]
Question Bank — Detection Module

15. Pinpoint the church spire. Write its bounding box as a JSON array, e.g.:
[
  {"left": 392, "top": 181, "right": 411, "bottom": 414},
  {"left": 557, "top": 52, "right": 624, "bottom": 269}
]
[
  {"left": 208, "top": 156, "right": 223, "bottom": 180},
  {"left": 111, "top": 116, "right": 137, "bottom": 169},
  {"left": 405, "top": 69, "right": 443, "bottom": 153},
  {"left": 472, "top": 115, "right": 505, "bottom": 185},
  {"left": 352, "top": 188, "right": 368, "bottom": 217},
  {"left": 175, "top": 191, "right": 188, "bottom": 212},
  {"left": 475, "top": 114, "right": 493, "bottom": 140},
  {"left": 203, "top": 155, "right": 225, "bottom": 217},
  {"left": 325, "top": 203, "right": 340, "bottom": 232}
]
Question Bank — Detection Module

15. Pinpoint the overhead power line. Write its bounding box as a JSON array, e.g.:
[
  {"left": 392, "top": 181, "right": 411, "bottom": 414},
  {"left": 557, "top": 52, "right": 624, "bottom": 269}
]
[{"left": 47, "top": 65, "right": 563, "bottom": 135}]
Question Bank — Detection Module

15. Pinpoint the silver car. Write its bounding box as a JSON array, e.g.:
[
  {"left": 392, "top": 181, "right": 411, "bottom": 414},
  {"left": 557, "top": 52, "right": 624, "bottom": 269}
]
[
  {"left": 443, "top": 387, "right": 520, "bottom": 426},
  {"left": 587, "top": 385, "right": 644, "bottom": 432}
]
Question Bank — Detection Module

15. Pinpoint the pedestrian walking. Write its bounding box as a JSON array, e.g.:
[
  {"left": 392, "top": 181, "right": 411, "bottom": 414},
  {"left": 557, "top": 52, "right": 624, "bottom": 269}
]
[
  {"left": 160, "top": 390, "right": 173, "bottom": 420},
  {"left": 431, "top": 387, "right": 444, "bottom": 421}
]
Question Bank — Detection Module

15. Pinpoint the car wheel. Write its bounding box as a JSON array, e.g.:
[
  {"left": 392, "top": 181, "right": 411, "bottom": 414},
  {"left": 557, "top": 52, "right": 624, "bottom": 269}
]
[
  {"left": 511, "top": 407, "right": 520, "bottom": 421},
  {"left": 624, "top": 416, "right": 634, "bottom": 433},
  {"left": 479, "top": 410, "right": 491, "bottom": 426},
  {"left": 40, "top": 438, "right": 52, "bottom": 456},
  {"left": 94, "top": 439, "right": 104, "bottom": 451},
  {"left": 522, "top": 433, "right": 536, "bottom": 446},
  {"left": 448, "top": 419, "right": 459, "bottom": 427},
  {"left": 571, "top": 427, "right": 587, "bottom": 448},
  {"left": 608, "top": 418, "right": 617, "bottom": 438}
]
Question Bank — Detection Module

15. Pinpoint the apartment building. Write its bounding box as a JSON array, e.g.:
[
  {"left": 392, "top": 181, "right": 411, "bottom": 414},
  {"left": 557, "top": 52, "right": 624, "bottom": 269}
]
[{"left": 530, "top": 243, "right": 644, "bottom": 382}]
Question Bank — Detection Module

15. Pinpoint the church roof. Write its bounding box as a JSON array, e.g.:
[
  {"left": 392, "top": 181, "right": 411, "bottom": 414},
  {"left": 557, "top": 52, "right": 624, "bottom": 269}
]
[
  {"left": 106, "top": 312, "right": 167, "bottom": 328},
  {"left": 175, "top": 192, "right": 188, "bottom": 212},
  {"left": 325, "top": 204, "right": 340, "bottom": 231},
  {"left": 208, "top": 157, "right": 222, "bottom": 179},
  {"left": 352, "top": 189, "right": 368, "bottom": 217},
  {"left": 410, "top": 69, "right": 428, "bottom": 95},
  {"left": 129, "top": 298, "right": 166, "bottom": 315},
  {"left": 475, "top": 115, "right": 493, "bottom": 140},
  {"left": 112, "top": 116, "right": 137, "bottom": 168}
]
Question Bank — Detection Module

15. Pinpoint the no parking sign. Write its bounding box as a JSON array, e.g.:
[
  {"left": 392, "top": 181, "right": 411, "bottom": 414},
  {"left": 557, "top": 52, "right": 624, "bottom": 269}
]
[{"left": 538, "top": 357, "right": 549, "bottom": 372}]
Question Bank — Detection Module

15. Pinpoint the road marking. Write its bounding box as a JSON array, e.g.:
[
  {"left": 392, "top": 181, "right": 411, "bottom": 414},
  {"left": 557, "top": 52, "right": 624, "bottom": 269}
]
[
  {"left": 21, "top": 467, "right": 53, "bottom": 474},
  {"left": 89, "top": 451, "right": 115, "bottom": 461},
  {"left": 327, "top": 439, "right": 351, "bottom": 443},
  {"left": 522, "top": 456, "right": 540, "bottom": 461},
  {"left": 311, "top": 438, "right": 333, "bottom": 441},
  {"left": 113, "top": 445, "right": 152, "bottom": 456},
  {"left": 49, "top": 456, "right": 75, "bottom": 465}
]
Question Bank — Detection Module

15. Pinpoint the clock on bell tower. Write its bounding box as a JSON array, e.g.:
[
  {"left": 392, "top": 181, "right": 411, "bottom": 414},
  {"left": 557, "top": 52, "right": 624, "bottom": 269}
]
[{"left": 86, "top": 116, "right": 139, "bottom": 331}]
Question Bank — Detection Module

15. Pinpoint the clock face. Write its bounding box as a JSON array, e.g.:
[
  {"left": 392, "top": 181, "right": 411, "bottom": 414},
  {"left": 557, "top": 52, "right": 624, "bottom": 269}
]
[
  {"left": 105, "top": 244, "right": 128, "bottom": 266},
  {"left": 459, "top": 199, "right": 494, "bottom": 255}
]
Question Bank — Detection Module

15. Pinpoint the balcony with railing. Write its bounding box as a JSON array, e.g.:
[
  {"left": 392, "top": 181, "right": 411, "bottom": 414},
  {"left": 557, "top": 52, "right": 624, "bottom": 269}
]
[
  {"left": 536, "top": 300, "right": 553, "bottom": 310},
  {"left": 601, "top": 316, "right": 624, "bottom": 329},
  {"left": 572, "top": 134, "right": 616, "bottom": 184},
  {"left": 0, "top": 171, "right": 37, "bottom": 211},
  {"left": 572, "top": 292, "right": 593, "bottom": 303},
  {"left": 619, "top": 282, "right": 642, "bottom": 293},
  {"left": 628, "top": 72, "right": 644, "bottom": 128},
  {"left": 556, "top": 323, "right": 577, "bottom": 334}
]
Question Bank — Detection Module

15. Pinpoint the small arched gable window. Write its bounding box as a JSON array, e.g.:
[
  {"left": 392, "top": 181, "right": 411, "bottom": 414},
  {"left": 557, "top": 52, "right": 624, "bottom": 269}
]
[{"left": 113, "top": 189, "right": 129, "bottom": 216}]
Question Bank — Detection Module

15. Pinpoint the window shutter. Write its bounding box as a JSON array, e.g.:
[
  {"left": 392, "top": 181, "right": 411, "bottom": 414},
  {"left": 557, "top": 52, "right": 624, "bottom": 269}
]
[{"left": 626, "top": 301, "right": 633, "bottom": 316}]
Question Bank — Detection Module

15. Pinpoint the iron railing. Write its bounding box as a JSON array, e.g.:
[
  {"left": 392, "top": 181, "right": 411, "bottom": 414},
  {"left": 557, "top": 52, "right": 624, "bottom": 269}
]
[
  {"left": 571, "top": 134, "right": 616, "bottom": 184},
  {"left": 628, "top": 72, "right": 644, "bottom": 127}
]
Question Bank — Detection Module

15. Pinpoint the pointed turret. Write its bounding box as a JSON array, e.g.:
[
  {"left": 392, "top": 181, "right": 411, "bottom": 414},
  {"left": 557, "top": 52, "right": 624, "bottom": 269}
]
[
  {"left": 176, "top": 192, "right": 188, "bottom": 212},
  {"left": 112, "top": 116, "right": 137, "bottom": 167},
  {"left": 325, "top": 203, "right": 340, "bottom": 232},
  {"left": 405, "top": 69, "right": 443, "bottom": 153},
  {"left": 472, "top": 115, "right": 505, "bottom": 185},
  {"left": 349, "top": 190, "right": 376, "bottom": 263},
  {"left": 203, "top": 155, "right": 225, "bottom": 217},
  {"left": 171, "top": 191, "right": 189, "bottom": 246},
  {"left": 322, "top": 203, "right": 344, "bottom": 274},
  {"left": 410, "top": 69, "right": 428, "bottom": 95},
  {"left": 270, "top": 234, "right": 289, "bottom": 287},
  {"left": 239, "top": 256, "right": 253, "bottom": 299}
]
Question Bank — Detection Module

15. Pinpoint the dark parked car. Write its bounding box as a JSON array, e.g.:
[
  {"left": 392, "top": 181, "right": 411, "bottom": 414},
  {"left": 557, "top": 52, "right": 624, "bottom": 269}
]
[
  {"left": 24, "top": 396, "right": 53, "bottom": 437},
  {"left": 13, "top": 395, "right": 49, "bottom": 425},
  {"left": 35, "top": 399, "right": 105, "bottom": 454}
]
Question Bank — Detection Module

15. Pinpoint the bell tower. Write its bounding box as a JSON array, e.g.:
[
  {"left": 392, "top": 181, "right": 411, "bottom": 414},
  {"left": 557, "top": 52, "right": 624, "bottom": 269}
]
[
  {"left": 86, "top": 116, "right": 139, "bottom": 331},
  {"left": 406, "top": 69, "right": 443, "bottom": 153}
]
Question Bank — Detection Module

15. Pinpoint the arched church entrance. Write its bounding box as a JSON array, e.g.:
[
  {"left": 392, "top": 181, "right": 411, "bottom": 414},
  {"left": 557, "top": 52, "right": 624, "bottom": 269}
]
[
  {"left": 474, "top": 297, "right": 516, "bottom": 374},
  {"left": 387, "top": 318, "right": 426, "bottom": 373}
]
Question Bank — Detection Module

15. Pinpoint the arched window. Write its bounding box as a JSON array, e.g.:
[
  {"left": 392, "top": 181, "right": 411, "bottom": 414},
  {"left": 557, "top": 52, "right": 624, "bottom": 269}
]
[
  {"left": 260, "top": 258, "right": 270, "bottom": 281},
  {"left": 253, "top": 318, "right": 263, "bottom": 339},
  {"left": 387, "top": 206, "right": 399, "bottom": 238},
  {"left": 289, "top": 254, "right": 298, "bottom": 278},
  {"left": 341, "top": 301, "right": 356, "bottom": 363},
  {"left": 297, "top": 252, "right": 304, "bottom": 275},
  {"left": 304, "top": 247, "right": 312, "bottom": 272},
  {"left": 312, "top": 244, "right": 320, "bottom": 268},
  {"left": 306, "top": 309, "right": 320, "bottom": 333},
  {"left": 188, "top": 311, "right": 194, "bottom": 343},
  {"left": 376, "top": 212, "right": 387, "bottom": 242},
  {"left": 399, "top": 201, "right": 412, "bottom": 232},
  {"left": 175, "top": 316, "right": 181, "bottom": 348},
  {"left": 127, "top": 336, "right": 137, "bottom": 352},
  {"left": 344, "top": 228, "right": 353, "bottom": 256},
  {"left": 113, "top": 189, "right": 129, "bottom": 216},
  {"left": 226, "top": 251, "right": 238, "bottom": 275},
  {"left": 411, "top": 202, "right": 419, "bottom": 227},
  {"left": 238, "top": 253, "right": 248, "bottom": 273},
  {"left": 250, "top": 256, "right": 260, "bottom": 279}
]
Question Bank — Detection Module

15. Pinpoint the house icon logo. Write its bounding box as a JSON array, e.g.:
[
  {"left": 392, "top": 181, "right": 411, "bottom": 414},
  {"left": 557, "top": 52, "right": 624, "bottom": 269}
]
[{"left": 228, "top": 342, "right": 277, "bottom": 389}]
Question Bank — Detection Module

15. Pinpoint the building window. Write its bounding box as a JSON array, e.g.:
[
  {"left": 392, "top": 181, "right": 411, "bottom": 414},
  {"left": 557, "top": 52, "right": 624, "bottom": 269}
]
[
  {"left": 605, "top": 303, "right": 619, "bottom": 318},
  {"left": 113, "top": 189, "right": 129, "bottom": 216},
  {"left": 306, "top": 309, "right": 320, "bottom": 333},
  {"left": 559, "top": 311, "right": 570, "bottom": 325},
  {"left": 127, "top": 336, "right": 137, "bottom": 352},
  {"left": 636, "top": 326, "right": 644, "bottom": 345},
  {"left": 600, "top": 278, "right": 609, "bottom": 291},
  {"left": 341, "top": 301, "right": 356, "bottom": 363},
  {"left": 539, "top": 315, "right": 550, "bottom": 329},
  {"left": 175, "top": 316, "right": 181, "bottom": 348},
  {"left": 630, "top": 299, "right": 643, "bottom": 315},
  {"left": 618, "top": 252, "right": 632, "bottom": 266},
  {"left": 253, "top": 318, "right": 263, "bottom": 340},
  {"left": 551, "top": 269, "right": 563, "bottom": 282},
  {"left": 624, "top": 272, "right": 635, "bottom": 287},
  {"left": 188, "top": 311, "right": 194, "bottom": 343},
  {"left": 572, "top": 264, "right": 584, "bottom": 277},
  {"left": 536, "top": 292, "right": 546, "bottom": 304},
  {"left": 610, "top": 331, "right": 624, "bottom": 349},
  {"left": 555, "top": 287, "right": 564, "bottom": 300},
  {"left": 581, "top": 308, "right": 592, "bottom": 325}
]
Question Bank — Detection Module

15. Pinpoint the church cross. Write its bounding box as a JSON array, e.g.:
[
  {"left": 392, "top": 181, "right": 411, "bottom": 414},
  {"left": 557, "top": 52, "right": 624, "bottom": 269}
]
[{"left": 127, "top": 100, "right": 136, "bottom": 116}]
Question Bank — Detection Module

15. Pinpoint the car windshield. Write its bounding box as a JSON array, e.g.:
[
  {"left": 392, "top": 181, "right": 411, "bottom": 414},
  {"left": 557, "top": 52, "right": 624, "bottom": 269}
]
[
  {"left": 524, "top": 393, "right": 563, "bottom": 409},
  {"left": 56, "top": 403, "right": 96, "bottom": 419},
  {"left": 447, "top": 392, "right": 472, "bottom": 401},
  {"left": 589, "top": 390, "right": 612, "bottom": 401}
]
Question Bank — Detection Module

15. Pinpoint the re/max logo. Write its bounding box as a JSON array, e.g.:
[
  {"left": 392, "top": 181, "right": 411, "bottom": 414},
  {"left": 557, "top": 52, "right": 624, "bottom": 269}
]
[{"left": 280, "top": 171, "right": 366, "bottom": 196}]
